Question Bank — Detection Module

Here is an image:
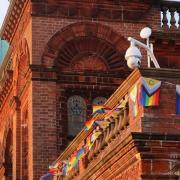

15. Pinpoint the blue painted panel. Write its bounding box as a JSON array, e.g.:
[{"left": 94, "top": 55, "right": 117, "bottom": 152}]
[{"left": 0, "top": 39, "right": 9, "bottom": 64}]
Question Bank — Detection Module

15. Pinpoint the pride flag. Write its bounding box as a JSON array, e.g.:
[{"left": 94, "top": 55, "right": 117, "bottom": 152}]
[
  {"left": 141, "top": 77, "right": 161, "bottom": 107},
  {"left": 176, "top": 85, "right": 180, "bottom": 115}
]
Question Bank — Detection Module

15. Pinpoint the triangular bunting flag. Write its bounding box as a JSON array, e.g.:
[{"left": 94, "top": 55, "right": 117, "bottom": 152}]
[
  {"left": 91, "top": 131, "right": 102, "bottom": 142},
  {"left": 92, "top": 105, "right": 111, "bottom": 115},
  {"left": 94, "top": 120, "right": 110, "bottom": 129},
  {"left": 142, "top": 77, "right": 161, "bottom": 96},
  {"left": 129, "top": 78, "right": 142, "bottom": 121},
  {"left": 129, "top": 84, "right": 139, "bottom": 119},
  {"left": 85, "top": 117, "right": 97, "bottom": 131}
]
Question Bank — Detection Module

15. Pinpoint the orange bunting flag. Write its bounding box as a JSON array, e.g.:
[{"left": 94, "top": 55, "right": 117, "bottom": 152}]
[{"left": 85, "top": 117, "right": 97, "bottom": 131}]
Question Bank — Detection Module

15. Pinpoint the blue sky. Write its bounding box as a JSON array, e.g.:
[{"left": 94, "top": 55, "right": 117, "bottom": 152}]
[{"left": 0, "top": 0, "right": 9, "bottom": 28}]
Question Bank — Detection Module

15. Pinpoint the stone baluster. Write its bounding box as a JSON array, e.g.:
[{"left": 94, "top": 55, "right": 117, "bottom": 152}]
[
  {"left": 104, "top": 117, "right": 115, "bottom": 144},
  {"left": 169, "top": 7, "right": 177, "bottom": 30},
  {"left": 161, "top": 7, "right": 169, "bottom": 30},
  {"left": 93, "top": 135, "right": 101, "bottom": 157},
  {"left": 107, "top": 117, "right": 116, "bottom": 142},
  {"left": 94, "top": 132, "right": 104, "bottom": 155},
  {"left": 104, "top": 124, "right": 111, "bottom": 145},
  {"left": 113, "top": 113, "right": 120, "bottom": 137},
  {"left": 123, "top": 107, "right": 129, "bottom": 128},
  {"left": 117, "top": 110, "right": 124, "bottom": 133},
  {"left": 87, "top": 143, "right": 95, "bottom": 161},
  {"left": 118, "top": 107, "right": 128, "bottom": 131},
  {"left": 100, "top": 127, "right": 108, "bottom": 150}
]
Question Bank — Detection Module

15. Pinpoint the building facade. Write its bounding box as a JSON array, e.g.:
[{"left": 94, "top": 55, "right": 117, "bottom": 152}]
[{"left": 0, "top": 0, "right": 179, "bottom": 179}]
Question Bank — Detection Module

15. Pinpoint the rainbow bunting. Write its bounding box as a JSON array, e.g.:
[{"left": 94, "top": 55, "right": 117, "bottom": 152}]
[
  {"left": 69, "top": 151, "right": 78, "bottom": 169},
  {"left": 77, "top": 147, "right": 86, "bottom": 160},
  {"left": 176, "top": 85, "right": 180, "bottom": 115},
  {"left": 92, "top": 105, "right": 111, "bottom": 115},
  {"left": 141, "top": 77, "right": 161, "bottom": 107}
]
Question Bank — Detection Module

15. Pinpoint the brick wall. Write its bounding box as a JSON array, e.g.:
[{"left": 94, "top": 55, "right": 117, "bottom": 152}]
[
  {"left": 31, "top": 6, "right": 160, "bottom": 67},
  {"left": 29, "top": 2, "right": 162, "bottom": 178},
  {"left": 31, "top": 80, "right": 57, "bottom": 178}
]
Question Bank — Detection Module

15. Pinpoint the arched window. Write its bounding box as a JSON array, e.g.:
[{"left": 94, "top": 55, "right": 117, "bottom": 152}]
[
  {"left": 92, "top": 97, "right": 107, "bottom": 106},
  {"left": 67, "top": 96, "right": 87, "bottom": 138}
]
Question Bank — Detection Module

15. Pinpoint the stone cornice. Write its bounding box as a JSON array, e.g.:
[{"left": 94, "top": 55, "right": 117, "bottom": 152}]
[
  {"left": 31, "top": 0, "right": 153, "bottom": 22},
  {"left": 152, "top": 32, "right": 180, "bottom": 45},
  {"left": 140, "top": 68, "right": 180, "bottom": 79},
  {"left": 80, "top": 132, "right": 180, "bottom": 179},
  {"left": 0, "top": 0, "right": 28, "bottom": 42}
]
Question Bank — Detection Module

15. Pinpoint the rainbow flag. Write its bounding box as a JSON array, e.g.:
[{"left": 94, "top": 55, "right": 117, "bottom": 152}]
[
  {"left": 85, "top": 117, "right": 97, "bottom": 130},
  {"left": 141, "top": 77, "right": 161, "bottom": 107},
  {"left": 92, "top": 105, "right": 111, "bottom": 115},
  {"left": 176, "top": 85, "right": 180, "bottom": 115}
]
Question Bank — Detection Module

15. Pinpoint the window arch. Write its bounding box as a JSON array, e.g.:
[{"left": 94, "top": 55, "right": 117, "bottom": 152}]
[
  {"left": 92, "top": 97, "right": 107, "bottom": 106},
  {"left": 67, "top": 96, "right": 87, "bottom": 138}
]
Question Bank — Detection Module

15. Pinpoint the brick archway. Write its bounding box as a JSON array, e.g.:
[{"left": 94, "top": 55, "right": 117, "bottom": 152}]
[{"left": 42, "top": 22, "right": 129, "bottom": 71}]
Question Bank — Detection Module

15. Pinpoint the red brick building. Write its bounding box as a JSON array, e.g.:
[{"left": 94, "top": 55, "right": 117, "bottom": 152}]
[{"left": 0, "top": 0, "right": 180, "bottom": 179}]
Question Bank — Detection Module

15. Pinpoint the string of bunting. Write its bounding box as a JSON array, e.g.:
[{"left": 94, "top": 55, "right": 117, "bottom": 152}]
[{"left": 46, "top": 77, "right": 180, "bottom": 178}]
